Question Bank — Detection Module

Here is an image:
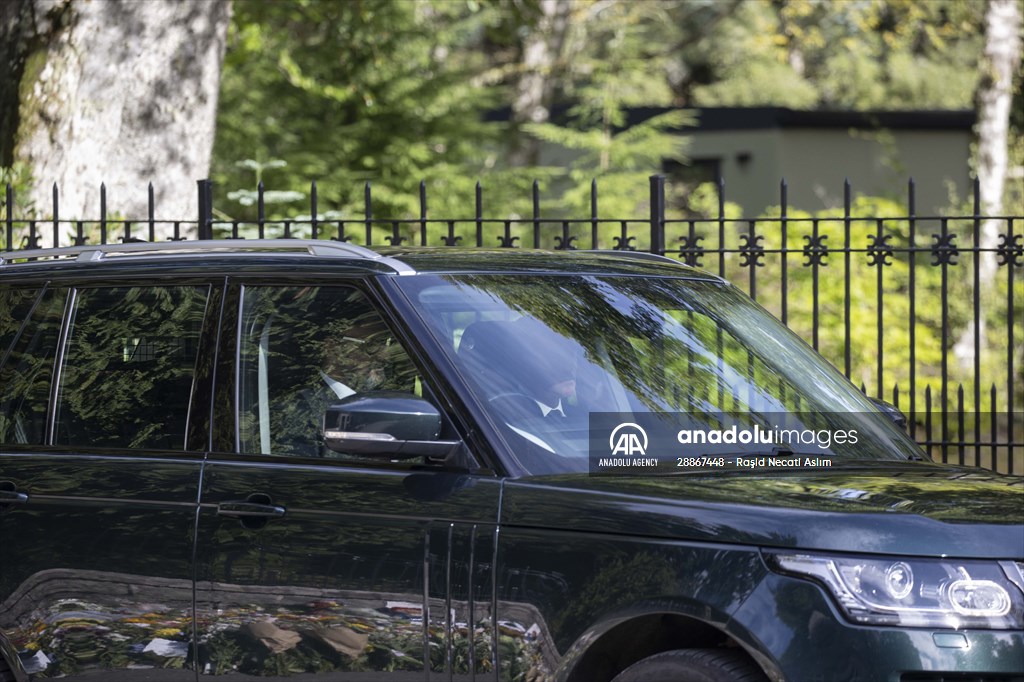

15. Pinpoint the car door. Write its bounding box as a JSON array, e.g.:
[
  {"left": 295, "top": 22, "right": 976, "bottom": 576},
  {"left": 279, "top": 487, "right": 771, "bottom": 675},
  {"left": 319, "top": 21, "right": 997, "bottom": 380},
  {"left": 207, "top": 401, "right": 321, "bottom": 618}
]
[
  {"left": 0, "top": 281, "right": 214, "bottom": 681},
  {"left": 193, "top": 281, "right": 501, "bottom": 680}
]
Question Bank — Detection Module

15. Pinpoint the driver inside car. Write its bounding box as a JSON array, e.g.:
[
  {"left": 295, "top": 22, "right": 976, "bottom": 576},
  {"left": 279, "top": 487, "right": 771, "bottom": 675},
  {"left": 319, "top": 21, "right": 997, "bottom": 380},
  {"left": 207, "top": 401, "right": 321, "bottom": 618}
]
[{"left": 457, "top": 316, "right": 579, "bottom": 422}]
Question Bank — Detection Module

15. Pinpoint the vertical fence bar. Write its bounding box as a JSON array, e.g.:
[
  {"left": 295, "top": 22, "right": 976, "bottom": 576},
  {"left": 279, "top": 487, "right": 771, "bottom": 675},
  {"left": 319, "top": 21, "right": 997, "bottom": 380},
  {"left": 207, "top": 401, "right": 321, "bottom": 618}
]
[
  {"left": 876, "top": 218, "right": 884, "bottom": 397},
  {"left": 4, "top": 184, "right": 12, "bottom": 251},
  {"left": 711, "top": 200, "right": 728, "bottom": 395},
  {"left": 532, "top": 180, "right": 540, "bottom": 249},
  {"left": 52, "top": 183, "right": 59, "bottom": 248},
  {"left": 780, "top": 179, "right": 788, "bottom": 326},
  {"left": 310, "top": 181, "right": 319, "bottom": 240},
  {"left": 100, "top": 183, "right": 108, "bottom": 244},
  {"left": 940, "top": 217, "right": 949, "bottom": 464},
  {"left": 364, "top": 182, "right": 372, "bottom": 245},
  {"left": 148, "top": 183, "right": 156, "bottom": 241},
  {"left": 419, "top": 181, "right": 428, "bottom": 246},
  {"left": 257, "top": 181, "right": 266, "bottom": 239},
  {"left": 475, "top": 181, "right": 483, "bottom": 248},
  {"left": 990, "top": 384, "right": 998, "bottom": 471},
  {"left": 197, "top": 179, "right": 213, "bottom": 241},
  {"left": 844, "top": 179, "right": 852, "bottom": 378},
  {"left": 925, "top": 385, "right": 933, "bottom": 461},
  {"left": 957, "top": 384, "right": 965, "bottom": 466},
  {"left": 811, "top": 218, "right": 819, "bottom": 350},
  {"left": 972, "top": 178, "right": 981, "bottom": 465},
  {"left": 908, "top": 178, "right": 917, "bottom": 438},
  {"left": 649, "top": 174, "right": 665, "bottom": 255},
  {"left": 748, "top": 220, "right": 757, "bottom": 301},
  {"left": 1008, "top": 218, "right": 1016, "bottom": 474},
  {"left": 717, "top": 177, "right": 726, "bottom": 279},
  {"left": 590, "top": 179, "right": 598, "bottom": 249}
]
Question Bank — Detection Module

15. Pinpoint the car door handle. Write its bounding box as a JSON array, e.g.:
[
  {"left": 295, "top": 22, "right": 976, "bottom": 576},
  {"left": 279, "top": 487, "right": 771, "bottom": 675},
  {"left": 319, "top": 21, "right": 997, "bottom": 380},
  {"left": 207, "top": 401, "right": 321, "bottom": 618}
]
[
  {"left": 216, "top": 500, "right": 286, "bottom": 519},
  {"left": 0, "top": 490, "right": 28, "bottom": 504}
]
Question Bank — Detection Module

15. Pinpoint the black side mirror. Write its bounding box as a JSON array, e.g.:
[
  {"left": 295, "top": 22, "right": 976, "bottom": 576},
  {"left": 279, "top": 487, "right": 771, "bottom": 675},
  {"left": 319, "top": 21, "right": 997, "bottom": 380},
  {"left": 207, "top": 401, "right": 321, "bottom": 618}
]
[
  {"left": 870, "top": 397, "right": 908, "bottom": 429},
  {"left": 323, "top": 391, "right": 461, "bottom": 460}
]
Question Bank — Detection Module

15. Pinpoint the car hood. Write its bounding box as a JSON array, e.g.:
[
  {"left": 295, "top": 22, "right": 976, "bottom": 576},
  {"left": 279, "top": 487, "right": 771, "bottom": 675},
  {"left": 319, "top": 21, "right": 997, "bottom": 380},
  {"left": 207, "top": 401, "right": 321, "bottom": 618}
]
[{"left": 501, "top": 462, "right": 1024, "bottom": 558}]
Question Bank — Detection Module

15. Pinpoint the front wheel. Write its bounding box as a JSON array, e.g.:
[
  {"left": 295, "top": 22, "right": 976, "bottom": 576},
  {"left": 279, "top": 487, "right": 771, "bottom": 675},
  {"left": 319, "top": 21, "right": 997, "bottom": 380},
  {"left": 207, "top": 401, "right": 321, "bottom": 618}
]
[{"left": 612, "top": 648, "right": 768, "bottom": 682}]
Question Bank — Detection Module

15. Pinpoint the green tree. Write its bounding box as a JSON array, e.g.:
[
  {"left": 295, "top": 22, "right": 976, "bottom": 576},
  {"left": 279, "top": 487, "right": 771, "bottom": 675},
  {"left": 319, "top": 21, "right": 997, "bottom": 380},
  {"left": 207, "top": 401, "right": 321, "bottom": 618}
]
[{"left": 213, "top": 0, "right": 538, "bottom": 244}]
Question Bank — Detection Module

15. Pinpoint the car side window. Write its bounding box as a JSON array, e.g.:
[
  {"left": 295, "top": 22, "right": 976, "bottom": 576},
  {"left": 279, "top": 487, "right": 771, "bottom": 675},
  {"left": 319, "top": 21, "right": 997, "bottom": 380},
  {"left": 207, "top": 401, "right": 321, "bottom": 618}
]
[
  {"left": 238, "top": 285, "right": 421, "bottom": 459},
  {"left": 0, "top": 288, "right": 44, "bottom": 363},
  {"left": 53, "top": 286, "right": 209, "bottom": 450},
  {"left": 0, "top": 288, "right": 67, "bottom": 445}
]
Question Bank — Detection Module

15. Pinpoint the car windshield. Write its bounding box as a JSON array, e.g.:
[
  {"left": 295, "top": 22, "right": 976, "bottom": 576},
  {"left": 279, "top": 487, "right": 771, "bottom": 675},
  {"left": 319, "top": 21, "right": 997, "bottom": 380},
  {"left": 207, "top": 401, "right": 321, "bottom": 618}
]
[{"left": 397, "top": 274, "right": 924, "bottom": 474}]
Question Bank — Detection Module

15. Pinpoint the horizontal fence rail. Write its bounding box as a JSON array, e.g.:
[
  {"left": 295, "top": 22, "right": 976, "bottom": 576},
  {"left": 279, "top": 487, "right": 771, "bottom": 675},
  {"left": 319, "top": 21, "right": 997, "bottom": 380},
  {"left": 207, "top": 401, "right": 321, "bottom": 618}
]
[{"left": 2, "top": 175, "right": 1022, "bottom": 474}]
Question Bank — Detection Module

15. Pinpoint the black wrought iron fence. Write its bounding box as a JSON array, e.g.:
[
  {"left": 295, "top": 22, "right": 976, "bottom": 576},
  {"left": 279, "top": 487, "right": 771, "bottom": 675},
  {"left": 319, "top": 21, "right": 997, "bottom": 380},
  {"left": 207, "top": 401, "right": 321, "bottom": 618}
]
[{"left": 3, "top": 175, "right": 1022, "bottom": 473}]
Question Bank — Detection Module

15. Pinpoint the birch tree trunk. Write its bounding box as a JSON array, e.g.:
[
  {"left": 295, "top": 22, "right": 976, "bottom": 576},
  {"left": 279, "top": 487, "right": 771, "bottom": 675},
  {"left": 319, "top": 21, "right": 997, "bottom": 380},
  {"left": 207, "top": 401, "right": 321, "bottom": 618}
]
[
  {"left": 1, "top": 0, "right": 231, "bottom": 245},
  {"left": 508, "top": 0, "right": 572, "bottom": 168},
  {"left": 953, "top": 0, "right": 1022, "bottom": 369}
]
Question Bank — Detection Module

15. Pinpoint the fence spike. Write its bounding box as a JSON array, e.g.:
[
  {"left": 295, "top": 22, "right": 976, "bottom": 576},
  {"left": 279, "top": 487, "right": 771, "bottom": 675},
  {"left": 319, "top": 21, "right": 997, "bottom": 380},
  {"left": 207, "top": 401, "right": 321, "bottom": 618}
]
[
  {"left": 148, "top": 182, "right": 155, "bottom": 241},
  {"left": 310, "top": 181, "right": 318, "bottom": 238},
  {"left": 475, "top": 180, "right": 483, "bottom": 247},
  {"left": 100, "top": 182, "right": 107, "bottom": 244},
  {"left": 717, "top": 175, "right": 725, "bottom": 219},
  {"left": 419, "top": 180, "right": 427, "bottom": 246},
  {"left": 892, "top": 384, "right": 899, "bottom": 408},
  {"left": 364, "top": 181, "right": 372, "bottom": 244},
  {"left": 907, "top": 177, "right": 915, "bottom": 217},
  {"left": 648, "top": 174, "right": 665, "bottom": 255},
  {"left": 5, "top": 183, "right": 12, "bottom": 251},
  {"left": 533, "top": 179, "right": 540, "bottom": 248}
]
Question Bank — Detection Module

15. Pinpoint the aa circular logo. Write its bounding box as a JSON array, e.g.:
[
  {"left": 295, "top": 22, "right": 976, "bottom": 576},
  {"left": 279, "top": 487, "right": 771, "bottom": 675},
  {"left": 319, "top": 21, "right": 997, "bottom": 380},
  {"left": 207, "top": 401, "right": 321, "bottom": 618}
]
[{"left": 609, "top": 422, "right": 648, "bottom": 457}]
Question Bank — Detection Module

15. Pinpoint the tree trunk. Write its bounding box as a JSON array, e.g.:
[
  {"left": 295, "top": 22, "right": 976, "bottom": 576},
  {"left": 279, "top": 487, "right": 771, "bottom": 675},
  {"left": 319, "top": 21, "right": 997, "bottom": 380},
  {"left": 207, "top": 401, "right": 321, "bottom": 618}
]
[
  {"left": 508, "top": 0, "right": 572, "bottom": 168},
  {"left": 953, "top": 0, "right": 1022, "bottom": 369},
  {"left": 1, "top": 0, "right": 231, "bottom": 245}
]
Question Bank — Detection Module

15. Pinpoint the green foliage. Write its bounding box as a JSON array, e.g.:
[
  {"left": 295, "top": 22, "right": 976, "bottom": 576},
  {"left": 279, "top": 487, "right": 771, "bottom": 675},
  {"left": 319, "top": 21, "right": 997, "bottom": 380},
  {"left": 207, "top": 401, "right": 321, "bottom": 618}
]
[
  {"left": 205, "top": 0, "right": 1018, "bottom": 454},
  {"left": 686, "top": 0, "right": 985, "bottom": 110},
  {"left": 213, "top": 0, "right": 526, "bottom": 232}
]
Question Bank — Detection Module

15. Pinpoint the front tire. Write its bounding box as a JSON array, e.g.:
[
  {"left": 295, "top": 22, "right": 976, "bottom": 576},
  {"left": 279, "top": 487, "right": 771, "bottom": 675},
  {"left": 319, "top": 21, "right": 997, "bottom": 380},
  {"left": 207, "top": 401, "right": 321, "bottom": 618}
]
[{"left": 612, "top": 648, "right": 767, "bottom": 682}]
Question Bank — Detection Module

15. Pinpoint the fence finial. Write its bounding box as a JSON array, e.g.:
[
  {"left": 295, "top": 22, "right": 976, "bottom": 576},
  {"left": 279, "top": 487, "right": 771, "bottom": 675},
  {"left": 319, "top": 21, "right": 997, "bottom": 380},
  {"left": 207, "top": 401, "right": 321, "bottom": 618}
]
[
  {"left": 648, "top": 174, "right": 665, "bottom": 255},
  {"left": 310, "top": 181, "right": 318, "bottom": 239}
]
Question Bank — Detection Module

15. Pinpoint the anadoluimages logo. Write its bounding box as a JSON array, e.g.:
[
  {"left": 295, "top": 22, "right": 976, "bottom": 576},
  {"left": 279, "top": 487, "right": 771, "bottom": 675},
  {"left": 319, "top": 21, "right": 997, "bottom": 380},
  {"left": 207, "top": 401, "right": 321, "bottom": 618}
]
[{"left": 609, "top": 422, "right": 648, "bottom": 456}]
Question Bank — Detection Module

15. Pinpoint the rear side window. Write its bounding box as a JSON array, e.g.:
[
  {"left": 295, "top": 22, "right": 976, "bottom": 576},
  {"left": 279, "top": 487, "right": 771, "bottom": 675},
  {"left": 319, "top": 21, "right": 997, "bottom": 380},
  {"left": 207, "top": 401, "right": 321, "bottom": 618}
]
[
  {"left": 0, "top": 288, "right": 67, "bottom": 445},
  {"left": 53, "top": 286, "right": 209, "bottom": 450},
  {"left": 0, "top": 288, "right": 43, "bottom": 363}
]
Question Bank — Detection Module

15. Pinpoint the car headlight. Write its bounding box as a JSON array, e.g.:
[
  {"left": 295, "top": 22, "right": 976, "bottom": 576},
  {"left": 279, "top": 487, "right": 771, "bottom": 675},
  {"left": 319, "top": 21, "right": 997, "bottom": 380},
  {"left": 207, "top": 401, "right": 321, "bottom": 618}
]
[{"left": 766, "top": 553, "right": 1024, "bottom": 629}]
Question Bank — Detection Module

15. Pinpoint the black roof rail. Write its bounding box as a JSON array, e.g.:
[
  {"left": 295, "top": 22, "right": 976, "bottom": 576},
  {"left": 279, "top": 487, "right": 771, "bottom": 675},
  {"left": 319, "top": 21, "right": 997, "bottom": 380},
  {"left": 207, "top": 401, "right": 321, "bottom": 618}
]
[
  {"left": 0, "top": 239, "right": 417, "bottom": 275},
  {"left": 581, "top": 249, "right": 686, "bottom": 266}
]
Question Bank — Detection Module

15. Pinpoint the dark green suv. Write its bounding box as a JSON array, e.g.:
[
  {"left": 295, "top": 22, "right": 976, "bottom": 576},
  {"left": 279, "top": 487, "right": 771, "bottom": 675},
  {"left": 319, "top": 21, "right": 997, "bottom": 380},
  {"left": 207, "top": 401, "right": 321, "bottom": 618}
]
[{"left": 1, "top": 240, "right": 1021, "bottom": 682}]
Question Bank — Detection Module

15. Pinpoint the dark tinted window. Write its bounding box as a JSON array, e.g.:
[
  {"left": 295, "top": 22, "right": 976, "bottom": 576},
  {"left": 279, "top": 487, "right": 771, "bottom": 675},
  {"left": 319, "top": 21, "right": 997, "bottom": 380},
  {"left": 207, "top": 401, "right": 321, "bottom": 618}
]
[
  {"left": 54, "top": 286, "right": 209, "bottom": 450},
  {"left": 0, "top": 288, "right": 67, "bottom": 445},
  {"left": 0, "top": 288, "right": 43, "bottom": 364},
  {"left": 238, "top": 286, "right": 419, "bottom": 458}
]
